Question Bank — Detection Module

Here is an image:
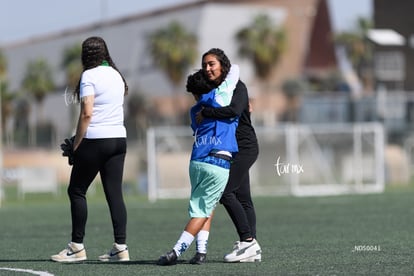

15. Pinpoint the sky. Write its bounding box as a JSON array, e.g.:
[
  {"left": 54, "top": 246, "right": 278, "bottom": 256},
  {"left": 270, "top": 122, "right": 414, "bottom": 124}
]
[{"left": 0, "top": 0, "right": 372, "bottom": 45}]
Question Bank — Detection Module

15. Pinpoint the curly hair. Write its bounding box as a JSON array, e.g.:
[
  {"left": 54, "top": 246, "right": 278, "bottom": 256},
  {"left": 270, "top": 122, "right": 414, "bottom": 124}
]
[
  {"left": 201, "top": 48, "right": 231, "bottom": 85},
  {"left": 74, "top": 36, "right": 128, "bottom": 100},
  {"left": 186, "top": 69, "right": 216, "bottom": 95}
]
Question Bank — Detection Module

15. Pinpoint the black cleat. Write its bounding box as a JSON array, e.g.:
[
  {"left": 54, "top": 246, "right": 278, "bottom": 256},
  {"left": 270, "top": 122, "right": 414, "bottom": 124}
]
[
  {"left": 189, "top": 252, "right": 207, "bottom": 265},
  {"left": 157, "top": 250, "right": 178, "bottom": 266}
]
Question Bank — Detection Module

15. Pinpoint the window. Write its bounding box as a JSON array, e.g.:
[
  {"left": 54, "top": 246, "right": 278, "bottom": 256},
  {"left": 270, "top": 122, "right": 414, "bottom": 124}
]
[{"left": 374, "top": 51, "right": 405, "bottom": 81}]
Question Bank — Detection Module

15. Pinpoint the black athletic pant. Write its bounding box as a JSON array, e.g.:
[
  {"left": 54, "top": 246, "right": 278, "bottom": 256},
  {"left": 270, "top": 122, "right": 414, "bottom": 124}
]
[
  {"left": 68, "top": 138, "right": 127, "bottom": 244},
  {"left": 220, "top": 150, "right": 258, "bottom": 241}
]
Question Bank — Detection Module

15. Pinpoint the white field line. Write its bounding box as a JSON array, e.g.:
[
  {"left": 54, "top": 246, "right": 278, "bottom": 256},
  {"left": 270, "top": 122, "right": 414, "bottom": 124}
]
[{"left": 0, "top": 267, "right": 54, "bottom": 276}]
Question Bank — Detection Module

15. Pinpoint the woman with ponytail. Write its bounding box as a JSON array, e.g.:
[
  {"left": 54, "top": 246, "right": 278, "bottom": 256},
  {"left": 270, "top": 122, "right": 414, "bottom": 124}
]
[{"left": 51, "top": 36, "right": 130, "bottom": 263}]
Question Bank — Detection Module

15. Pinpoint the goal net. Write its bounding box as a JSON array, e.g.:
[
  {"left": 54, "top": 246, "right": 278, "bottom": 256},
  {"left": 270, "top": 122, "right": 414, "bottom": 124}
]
[{"left": 146, "top": 123, "right": 385, "bottom": 201}]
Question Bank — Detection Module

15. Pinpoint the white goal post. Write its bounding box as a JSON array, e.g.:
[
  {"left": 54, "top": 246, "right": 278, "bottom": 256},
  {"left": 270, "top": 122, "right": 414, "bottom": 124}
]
[{"left": 146, "top": 123, "right": 385, "bottom": 201}]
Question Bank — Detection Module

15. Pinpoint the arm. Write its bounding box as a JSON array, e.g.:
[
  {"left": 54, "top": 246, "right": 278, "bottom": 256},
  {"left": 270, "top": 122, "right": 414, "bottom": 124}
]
[
  {"left": 201, "top": 80, "right": 248, "bottom": 119},
  {"left": 73, "top": 70, "right": 94, "bottom": 151},
  {"left": 73, "top": 95, "right": 93, "bottom": 151},
  {"left": 213, "top": 64, "right": 239, "bottom": 106}
]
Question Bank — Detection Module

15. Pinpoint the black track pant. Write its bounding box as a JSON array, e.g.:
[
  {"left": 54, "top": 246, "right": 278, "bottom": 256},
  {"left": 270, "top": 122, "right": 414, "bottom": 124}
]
[
  {"left": 219, "top": 150, "right": 258, "bottom": 241},
  {"left": 68, "top": 138, "right": 127, "bottom": 244}
]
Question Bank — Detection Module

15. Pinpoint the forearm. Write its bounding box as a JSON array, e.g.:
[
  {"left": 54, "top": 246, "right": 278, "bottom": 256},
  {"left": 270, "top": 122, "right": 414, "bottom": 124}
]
[
  {"left": 202, "top": 83, "right": 246, "bottom": 119},
  {"left": 73, "top": 114, "right": 91, "bottom": 151},
  {"left": 214, "top": 65, "right": 239, "bottom": 107},
  {"left": 74, "top": 95, "right": 94, "bottom": 151},
  {"left": 201, "top": 105, "right": 238, "bottom": 119}
]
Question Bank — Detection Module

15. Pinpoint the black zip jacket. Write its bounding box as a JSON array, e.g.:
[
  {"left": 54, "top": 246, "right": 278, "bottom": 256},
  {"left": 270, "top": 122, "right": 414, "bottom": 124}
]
[{"left": 201, "top": 80, "right": 258, "bottom": 154}]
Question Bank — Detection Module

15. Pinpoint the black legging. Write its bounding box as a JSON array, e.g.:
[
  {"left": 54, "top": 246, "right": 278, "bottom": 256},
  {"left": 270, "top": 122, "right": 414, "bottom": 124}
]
[
  {"left": 68, "top": 138, "right": 127, "bottom": 244},
  {"left": 220, "top": 150, "right": 258, "bottom": 241}
]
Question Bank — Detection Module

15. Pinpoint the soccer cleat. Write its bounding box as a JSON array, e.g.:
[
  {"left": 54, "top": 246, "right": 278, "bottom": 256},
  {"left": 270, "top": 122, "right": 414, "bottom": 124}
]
[
  {"left": 157, "top": 250, "right": 178, "bottom": 266},
  {"left": 240, "top": 253, "right": 261, "bottom": 263},
  {"left": 99, "top": 243, "right": 130, "bottom": 262},
  {"left": 189, "top": 252, "right": 207, "bottom": 265},
  {"left": 223, "top": 239, "right": 262, "bottom": 263},
  {"left": 51, "top": 242, "right": 87, "bottom": 263}
]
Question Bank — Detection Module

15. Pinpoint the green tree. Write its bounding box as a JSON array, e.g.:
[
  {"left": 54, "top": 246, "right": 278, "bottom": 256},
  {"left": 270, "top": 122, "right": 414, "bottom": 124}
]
[
  {"left": 0, "top": 49, "right": 6, "bottom": 77},
  {"left": 148, "top": 21, "right": 197, "bottom": 124},
  {"left": 236, "top": 14, "right": 287, "bottom": 82},
  {"left": 148, "top": 21, "right": 197, "bottom": 89},
  {"left": 0, "top": 82, "right": 13, "bottom": 131},
  {"left": 0, "top": 49, "right": 8, "bottom": 126},
  {"left": 281, "top": 78, "right": 307, "bottom": 122},
  {"left": 0, "top": 49, "right": 14, "bottom": 142},
  {"left": 22, "top": 58, "right": 55, "bottom": 145},
  {"left": 23, "top": 58, "right": 55, "bottom": 107},
  {"left": 61, "top": 43, "right": 83, "bottom": 133},
  {"left": 125, "top": 92, "right": 148, "bottom": 143},
  {"left": 236, "top": 14, "right": 287, "bottom": 125},
  {"left": 61, "top": 43, "right": 83, "bottom": 90},
  {"left": 335, "top": 17, "right": 373, "bottom": 89}
]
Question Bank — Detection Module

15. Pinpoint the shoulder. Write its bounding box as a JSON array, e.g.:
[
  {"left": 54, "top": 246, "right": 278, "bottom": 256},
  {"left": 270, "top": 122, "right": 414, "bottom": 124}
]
[
  {"left": 83, "top": 66, "right": 100, "bottom": 74},
  {"left": 85, "top": 66, "right": 119, "bottom": 74},
  {"left": 199, "top": 89, "right": 216, "bottom": 102},
  {"left": 235, "top": 80, "right": 248, "bottom": 97},
  {"left": 236, "top": 80, "right": 247, "bottom": 91},
  {"left": 81, "top": 67, "right": 99, "bottom": 81},
  {"left": 82, "top": 66, "right": 118, "bottom": 81}
]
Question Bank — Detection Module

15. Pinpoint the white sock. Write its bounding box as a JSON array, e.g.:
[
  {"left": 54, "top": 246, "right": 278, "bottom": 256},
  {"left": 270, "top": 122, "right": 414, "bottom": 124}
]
[
  {"left": 173, "top": 231, "right": 194, "bottom": 257},
  {"left": 70, "top": 242, "right": 84, "bottom": 249},
  {"left": 196, "top": 230, "right": 209, "bottom": 254},
  {"left": 114, "top": 243, "right": 127, "bottom": 250}
]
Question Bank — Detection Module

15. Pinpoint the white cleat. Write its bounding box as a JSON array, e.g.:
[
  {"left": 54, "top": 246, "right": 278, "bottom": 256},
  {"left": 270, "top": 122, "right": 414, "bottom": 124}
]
[
  {"left": 224, "top": 239, "right": 262, "bottom": 263},
  {"left": 99, "top": 243, "right": 130, "bottom": 262},
  {"left": 51, "top": 242, "right": 87, "bottom": 263}
]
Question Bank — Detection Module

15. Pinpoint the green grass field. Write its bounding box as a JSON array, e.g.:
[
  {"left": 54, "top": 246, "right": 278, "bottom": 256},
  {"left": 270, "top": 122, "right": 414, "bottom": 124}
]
[{"left": 1, "top": 184, "right": 414, "bottom": 275}]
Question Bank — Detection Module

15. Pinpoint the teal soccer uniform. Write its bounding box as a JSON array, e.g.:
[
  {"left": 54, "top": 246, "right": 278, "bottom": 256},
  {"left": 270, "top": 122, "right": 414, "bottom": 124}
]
[{"left": 188, "top": 65, "right": 239, "bottom": 218}]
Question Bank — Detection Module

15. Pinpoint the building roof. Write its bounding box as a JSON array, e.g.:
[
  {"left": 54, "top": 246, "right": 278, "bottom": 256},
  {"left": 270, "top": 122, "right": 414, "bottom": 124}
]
[
  {"left": 3, "top": 0, "right": 337, "bottom": 95},
  {"left": 367, "top": 29, "right": 405, "bottom": 46}
]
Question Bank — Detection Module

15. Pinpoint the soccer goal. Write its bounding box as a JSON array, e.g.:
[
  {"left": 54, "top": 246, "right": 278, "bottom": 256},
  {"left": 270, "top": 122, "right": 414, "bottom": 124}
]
[{"left": 146, "top": 123, "right": 385, "bottom": 201}]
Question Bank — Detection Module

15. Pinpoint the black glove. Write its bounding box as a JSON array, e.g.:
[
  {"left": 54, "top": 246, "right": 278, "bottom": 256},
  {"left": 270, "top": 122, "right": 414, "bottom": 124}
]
[{"left": 60, "top": 136, "right": 75, "bottom": 165}]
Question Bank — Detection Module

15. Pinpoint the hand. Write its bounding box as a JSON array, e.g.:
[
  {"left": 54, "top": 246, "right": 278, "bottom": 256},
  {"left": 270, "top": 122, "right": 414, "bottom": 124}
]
[
  {"left": 249, "top": 102, "right": 253, "bottom": 113},
  {"left": 60, "top": 136, "right": 75, "bottom": 165},
  {"left": 196, "top": 108, "right": 204, "bottom": 124}
]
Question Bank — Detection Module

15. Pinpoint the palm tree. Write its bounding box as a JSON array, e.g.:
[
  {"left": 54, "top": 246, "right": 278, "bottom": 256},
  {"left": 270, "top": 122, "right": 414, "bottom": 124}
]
[
  {"left": 281, "top": 78, "right": 306, "bottom": 122},
  {"left": 61, "top": 43, "right": 83, "bottom": 133},
  {"left": 0, "top": 49, "right": 6, "bottom": 78},
  {"left": 148, "top": 21, "right": 197, "bottom": 123},
  {"left": 0, "top": 49, "right": 16, "bottom": 144},
  {"left": 236, "top": 14, "right": 287, "bottom": 82},
  {"left": 0, "top": 83, "right": 13, "bottom": 136},
  {"left": 61, "top": 43, "right": 83, "bottom": 91},
  {"left": 125, "top": 92, "right": 148, "bottom": 143},
  {"left": 236, "top": 14, "right": 287, "bottom": 125},
  {"left": 335, "top": 17, "right": 373, "bottom": 90},
  {"left": 22, "top": 58, "right": 55, "bottom": 145},
  {"left": 0, "top": 49, "right": 7, "bottom": 144},
  {"left": 149, "top": 21, "right": 197, "bottom": 88},
  {"left": 0, "top": 49, "right": 8, "bottom": 127},
  {"left": 23, "top": 58, "right": 55, "bottom": 109}
]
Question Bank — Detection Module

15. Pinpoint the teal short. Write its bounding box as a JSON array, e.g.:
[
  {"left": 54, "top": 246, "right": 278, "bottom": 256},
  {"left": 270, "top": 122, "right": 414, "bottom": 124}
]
[{"left": 188, "top": 160, "right": 230, "bottom": 218}]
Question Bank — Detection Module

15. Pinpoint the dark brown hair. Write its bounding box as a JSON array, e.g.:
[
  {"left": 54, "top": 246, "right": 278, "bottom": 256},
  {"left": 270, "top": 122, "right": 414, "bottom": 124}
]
[
  {"left": 201, "top": 48, "right": 231, "bottom": 85},
  {"left": 74, "top": 36, "right": 128, "bottom": 100},
  {"left": 186, "top": 69, "right": 216, "bottom": 95}
]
